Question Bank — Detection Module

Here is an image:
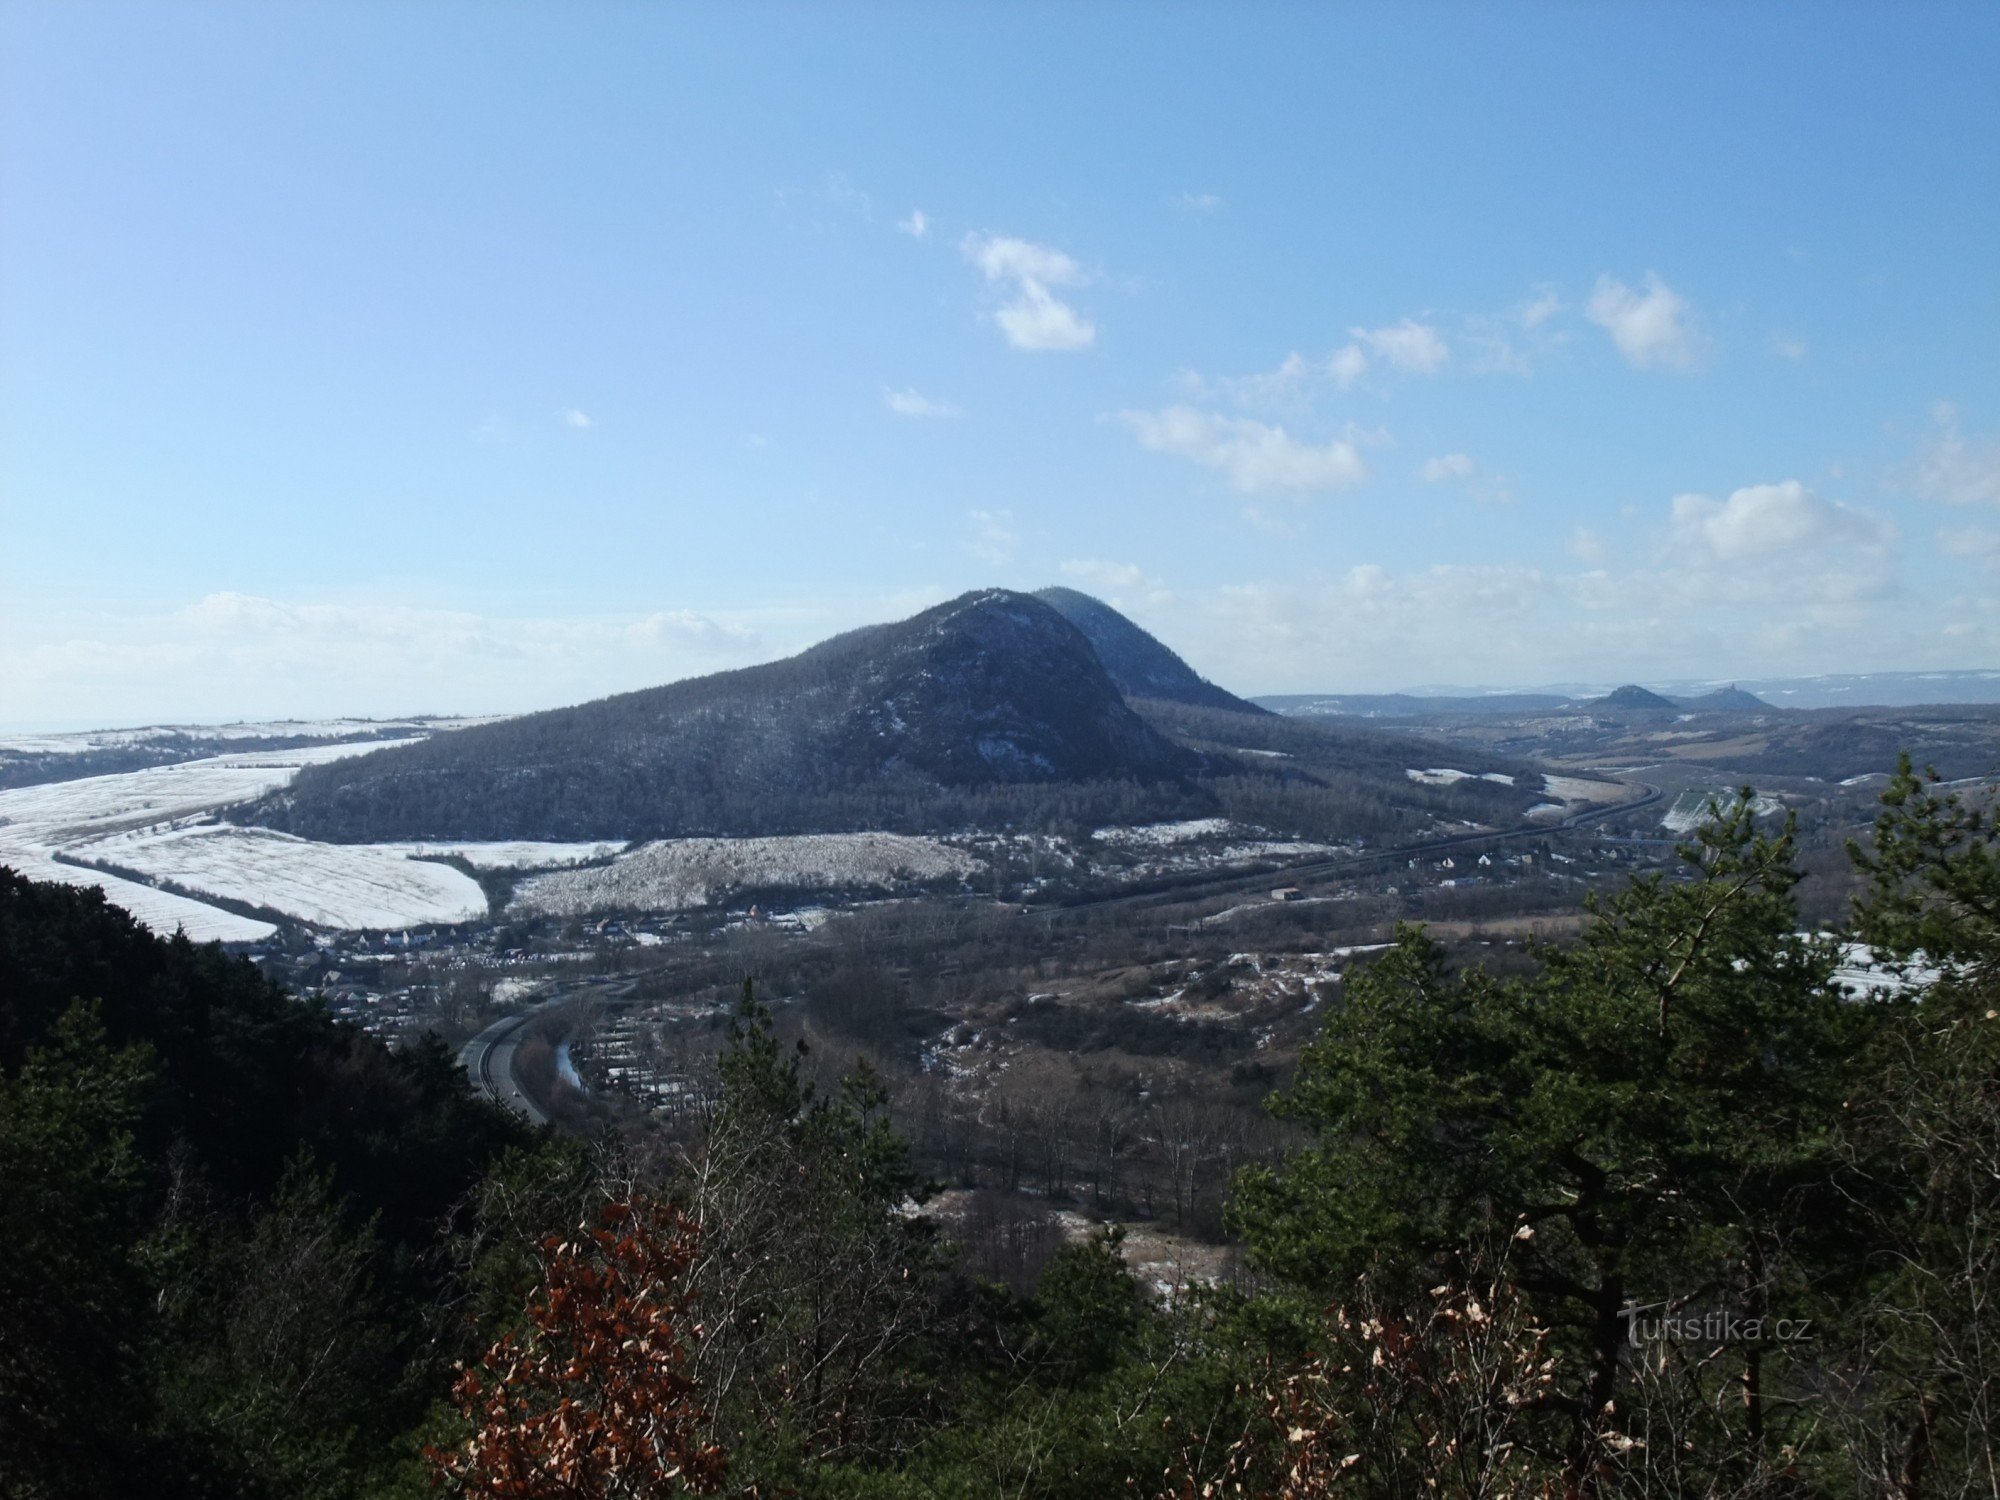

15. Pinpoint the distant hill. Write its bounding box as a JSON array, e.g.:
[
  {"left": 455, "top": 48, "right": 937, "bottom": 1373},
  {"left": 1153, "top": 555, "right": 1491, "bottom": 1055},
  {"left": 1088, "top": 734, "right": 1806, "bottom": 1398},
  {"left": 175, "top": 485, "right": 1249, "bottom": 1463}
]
[
  {"left": 1680, "top": 685, "right": 1772, "bottom": 713},
  {"left": 1593, "top": 684, "right": 1681, "bottom": 712},
  {"left": 1257, "top": 692, "right": 1575, "bottom": 719},
  {"left": 1033, "top": 587, "right": 1265, "bottom": 714},
  {"left": 247, "top": 591, "right": 1203, "bottom": 843}
]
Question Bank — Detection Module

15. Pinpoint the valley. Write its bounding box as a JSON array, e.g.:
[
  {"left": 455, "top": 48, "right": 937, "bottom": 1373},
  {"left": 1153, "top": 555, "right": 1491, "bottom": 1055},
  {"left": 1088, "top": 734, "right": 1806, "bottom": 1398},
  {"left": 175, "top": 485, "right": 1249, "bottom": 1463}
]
[{"left": 5, "top": 588, "right": 1994, "bottom": 1293}]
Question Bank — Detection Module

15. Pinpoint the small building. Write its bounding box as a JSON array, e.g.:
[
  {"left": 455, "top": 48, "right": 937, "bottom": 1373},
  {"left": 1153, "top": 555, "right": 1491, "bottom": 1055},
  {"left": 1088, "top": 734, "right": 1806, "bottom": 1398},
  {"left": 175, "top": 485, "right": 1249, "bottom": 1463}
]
[{"left": 1271, "top": 886, "right": 1303, "bottom": 902}]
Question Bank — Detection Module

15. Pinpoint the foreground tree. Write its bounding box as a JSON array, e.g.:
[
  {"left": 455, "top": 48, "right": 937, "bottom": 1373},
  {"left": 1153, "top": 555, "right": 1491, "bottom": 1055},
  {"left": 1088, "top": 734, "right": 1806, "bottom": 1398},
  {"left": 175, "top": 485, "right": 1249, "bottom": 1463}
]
[
  {"left": 1231, "top": 797, "right": 1870, "bottom": 1491},
  {"left": 1837, "top": 758, "right": 2000, "bottom": 1496},
  {"left": 682, "top": 981, "right": 949, "bottom": 1477},
  {"left": 428, "top": 1197, "right": 724, "bottom": 1498}
]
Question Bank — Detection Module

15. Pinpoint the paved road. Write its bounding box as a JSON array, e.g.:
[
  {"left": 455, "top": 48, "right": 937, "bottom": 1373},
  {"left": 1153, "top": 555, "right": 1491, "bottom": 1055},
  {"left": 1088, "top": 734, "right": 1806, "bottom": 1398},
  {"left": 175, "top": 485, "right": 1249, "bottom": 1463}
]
[
  {"left": 457, "top": 1009, "right": 549, "bottom": 1125},
  {"left": 458, "top": 977, "right": 638, "bottom": 1124}
]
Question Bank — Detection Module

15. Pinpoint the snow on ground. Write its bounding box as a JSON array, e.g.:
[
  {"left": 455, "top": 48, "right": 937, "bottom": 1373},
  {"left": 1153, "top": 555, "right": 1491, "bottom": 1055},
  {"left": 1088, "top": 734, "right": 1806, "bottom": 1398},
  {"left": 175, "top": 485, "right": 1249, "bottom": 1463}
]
[
  {"left": 1406, "top": 768, "right": 1516, "bottom": 786},
  {"left": 0, "top": 739, "right": 423, "bottom": 844},
  {"left": 1219, "top": 839, "right": 1338, "bottom": 859},
  {"left": 0, "top": 845, "right": 275, "bottom": 942},
  {"left": 1661, "top": 791, "right": 1783, "bottom": 834},
  {"left": 1092, "top": 818, "right": 1234, "bottom": 846},
  {"left": 0, "top": 716, "right": 499, "bottom": 756},
  {"left": 71, "top": 824, "right": 489, "bottom": 929},
  {"left": 1541, "top": 774, "right": 1625, "bottom": 803},
  {"left": 378, "top": 840, "right": 627, "bottom": 870},
  {"left": 1829, "top": 941, "right": 1941, "bottom": 999},
  {"left": 510, "top": 833, "right": 980, "bottom": 917},
  {"left": 0, "top": 737, "right": 439, "bottom": 936}
]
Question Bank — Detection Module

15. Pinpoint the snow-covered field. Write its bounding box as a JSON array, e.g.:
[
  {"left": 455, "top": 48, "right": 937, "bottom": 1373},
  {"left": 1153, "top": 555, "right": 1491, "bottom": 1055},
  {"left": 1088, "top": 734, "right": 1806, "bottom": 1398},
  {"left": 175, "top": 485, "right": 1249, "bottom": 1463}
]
[
  {"left": 0, "top": 716, "right": 498, "bottom": 757},
  {"left": 0, "top": 844, "right": 277, "bottom": 942},
  {"left": 1541, "top": 774, "right": 1625, "bottom": 804},
  {"left": 1661, "top": 790, "right": 1783, "bottom": 833},
  {"left": 510, "top": 833, "right": 980, "bottom": 917},
  {"left": 1406, "top": 767, "right": 1517, "bottom": 787},
  {"left": 1092, "top": 818, "right": 1234, "bottom": 846},
  {"left": 69, "top": 825, "right": 489, "bottom": 929},
  {"left": 0, "top": 737, "right": 467, "bottom": 937}
]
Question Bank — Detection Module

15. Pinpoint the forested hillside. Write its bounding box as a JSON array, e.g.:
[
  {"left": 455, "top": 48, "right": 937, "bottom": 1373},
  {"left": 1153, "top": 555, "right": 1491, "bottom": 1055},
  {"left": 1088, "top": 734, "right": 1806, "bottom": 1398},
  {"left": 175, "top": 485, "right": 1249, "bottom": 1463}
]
[
  {"left": 1033, "top": 586, "right": 1265, "bottom": 714},
  {"left": 248, "top": 591, "right": 1199, "bottom": 843}
]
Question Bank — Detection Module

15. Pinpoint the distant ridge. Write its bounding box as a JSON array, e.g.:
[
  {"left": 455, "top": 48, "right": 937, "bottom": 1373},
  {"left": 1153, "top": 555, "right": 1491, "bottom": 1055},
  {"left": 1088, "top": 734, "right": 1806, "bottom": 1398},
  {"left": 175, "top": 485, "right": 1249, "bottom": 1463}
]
[
  {"left": 1681, "top": 685, "right": 1772, "bottom": 713},
  {"left": 1263, "top": 671, "right": 2000, "bottom": 713},
  {"left": 1255, "top": 692, "right": 1574, "bottom": 719},
  {"left": 1593, "top": 684, "right": 1680, "bottom": 712},
  {"left": 1034, "top": 587, "right": 1266, "bottom": 714},
  {"left": 248, "top": 590, "right": 1200, "bottom": 843}
]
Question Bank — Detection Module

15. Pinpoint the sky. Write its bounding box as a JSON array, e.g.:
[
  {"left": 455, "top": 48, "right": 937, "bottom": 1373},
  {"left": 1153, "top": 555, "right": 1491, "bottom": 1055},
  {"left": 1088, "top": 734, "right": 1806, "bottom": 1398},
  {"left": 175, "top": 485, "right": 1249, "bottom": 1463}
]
[{"left": 3, "top": 1, "right": 1998, "bottom": 729}]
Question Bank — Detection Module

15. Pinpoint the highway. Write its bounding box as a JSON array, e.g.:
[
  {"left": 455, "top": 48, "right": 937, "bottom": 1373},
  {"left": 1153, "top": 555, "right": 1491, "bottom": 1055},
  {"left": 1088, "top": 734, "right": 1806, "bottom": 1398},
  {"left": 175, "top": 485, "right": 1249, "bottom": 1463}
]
[
  {"left": 457, "top": 1008, "right": 549, "bottom": 1125},
  {"left": 459, "top": 977, "right": 639, "bottom": 1124}
]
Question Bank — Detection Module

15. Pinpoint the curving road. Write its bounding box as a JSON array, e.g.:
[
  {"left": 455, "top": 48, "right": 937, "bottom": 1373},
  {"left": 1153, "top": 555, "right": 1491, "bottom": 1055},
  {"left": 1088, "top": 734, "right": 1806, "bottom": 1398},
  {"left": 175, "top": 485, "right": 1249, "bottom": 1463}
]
[{"left": 457, "top": 1008, "right": 550, "bottom": 1126}]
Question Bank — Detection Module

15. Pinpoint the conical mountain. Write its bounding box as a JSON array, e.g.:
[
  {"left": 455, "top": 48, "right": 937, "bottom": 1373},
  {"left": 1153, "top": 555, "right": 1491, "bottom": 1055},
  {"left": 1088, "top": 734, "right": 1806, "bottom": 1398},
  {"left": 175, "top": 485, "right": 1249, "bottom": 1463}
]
[
  {"left": 1034, "top": 587, "right": 1264, "bottom": 714},
  {"left": 248, "top": 590, "right": 1199, "bottom": 843},
  {"left": 1592, "top": 684, "right": 1680, "bottom": 712}
]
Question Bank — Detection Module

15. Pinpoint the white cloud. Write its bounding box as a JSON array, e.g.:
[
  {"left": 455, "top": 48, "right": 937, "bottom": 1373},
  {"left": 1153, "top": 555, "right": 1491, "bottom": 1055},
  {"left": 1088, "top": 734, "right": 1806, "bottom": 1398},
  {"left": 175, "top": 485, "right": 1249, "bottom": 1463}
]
[
  {"left": 995, "top": 286, "right": 1096, "bottom": 352},
  {"left": 1768, "top": 331, "right": 1808, "bottom": 362},
  {"left": 1518, "top": 289, "right": 1562, "bottom": 330},
  {"left": 1352, "top": 318, "right": 1449, "bottom": 374},
  {"left": 1420, "top": 453, "right": 1476, "bottom": 483},
  {"left": 1327, "top": 343, "right": 1369, "bottom": 389},
  {"left": 1059, "top": 559, "right": 1175, "bottom": 611},
  {"left": 1939, "top": 524, "right": 2000, "bottom": 568},
  {"left": 897, "top": 209, "right": 929, "bottom": 238},
  {"left": 564, "top": 408, "right": 594, "bottom": 429},
  {"left": 883, "top": 387, "right": 961, "bottom": 419},
  {"left": 1587, "top": 272, "right": 1701, "bottom": 370},
  {"left": 1180, "top": 514, "right": 1929, "bottom": 693},
  {"left": 1118, "top": 406, "right": 1368, "bottom": 494},
  {"left": 1567, "top": 527, "right": 1607, "bottom": 565},
  {"left": 965, "top": 509, "right": 1018, "bottom": 566},
  {"left": 1169, "top": 191, "right": 1224, "bottom": 214},
  {"left": 4, "top": 593, "right": 780, "bottom": 726},
  {"left": 961, "top": 232, "right": 1097, "bottom": 351},
  {"left": 625, "top": 610, "right": 761, "bottom": 651},
  {"left": 1669, "top": 480, "right": 1891, "bottom": 564},
  {"left": 1911, "top": 403, "right": 2000, "bottom": 509}
]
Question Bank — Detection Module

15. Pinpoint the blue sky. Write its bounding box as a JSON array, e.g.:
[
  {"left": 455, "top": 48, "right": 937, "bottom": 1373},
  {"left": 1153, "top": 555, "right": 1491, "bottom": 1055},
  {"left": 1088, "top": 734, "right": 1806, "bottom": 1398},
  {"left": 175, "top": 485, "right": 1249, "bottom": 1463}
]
[{"left": 4, "top": 1, "right": 1997, "bottom": 728}]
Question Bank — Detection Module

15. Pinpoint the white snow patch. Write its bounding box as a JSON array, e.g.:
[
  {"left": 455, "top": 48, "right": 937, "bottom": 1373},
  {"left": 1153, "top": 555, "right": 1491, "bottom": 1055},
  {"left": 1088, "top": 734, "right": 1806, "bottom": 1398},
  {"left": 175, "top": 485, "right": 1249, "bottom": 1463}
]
[
  {"left": 510, "top": 833, "right": 980, "bottom": 917},
  {"left": 0, "top": 846, "right": 275, "bottom": 942},
  {"left": 1660, "top": 792, "right": 1783, "bottom": 834},
  {"left": 1542, "top": 774, "right": 1625, "bottom": 804},
  {"left": 0, "top": 737, "right": 426, "bottom": 937},
  {"left": 72, "top": 824, "right": 489, "bottom": 929},
  {"left": 1093, "top": 818, "right": 1234, "bottom": 846}
]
